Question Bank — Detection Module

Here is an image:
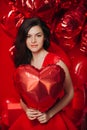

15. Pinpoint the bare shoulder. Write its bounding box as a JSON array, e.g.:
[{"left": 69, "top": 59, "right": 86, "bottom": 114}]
[{"left": 56, "top": 60, "right": 69, "bottom": 74}]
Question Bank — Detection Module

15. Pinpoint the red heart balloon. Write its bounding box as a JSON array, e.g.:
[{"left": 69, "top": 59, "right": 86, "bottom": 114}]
[{"left": 14, "top": 64, "right": 65, "bottom": 112}]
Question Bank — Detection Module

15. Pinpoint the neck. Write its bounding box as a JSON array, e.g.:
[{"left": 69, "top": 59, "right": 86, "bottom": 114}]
[
  {"left": 31, "top": 49, "right": 48, "bottom": 69},
  {"left": 32, "top": 49, "right": 47, "bottom": 61}
]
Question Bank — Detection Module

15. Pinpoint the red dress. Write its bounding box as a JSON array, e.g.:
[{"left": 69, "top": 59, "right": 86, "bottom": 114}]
[{"left": 9, "top": 53, "right": 77, "bottom": 130}]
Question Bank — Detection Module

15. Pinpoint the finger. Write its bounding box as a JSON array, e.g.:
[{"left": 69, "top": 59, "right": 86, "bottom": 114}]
[
  {"left": 37, "top": 114, "right": 48, "bottom": 123},
  {"left": 38, "top": 118, "right": 47, "bottom": 124},
  {"left": 28, "top": 116, "right": 36, "bottom": 120},
  {"left": 26, "top": 112, "right": 36, "bottom": 118},
  {"left": 26, "top": 110, "right": 39, "bottom": 115},
  {"left": 37, "top": 115, "right": 46, "bottom": 121},
  {"left": 37, "top": 116, "right": 45, "bottom": 121},
  {"left": 26, "top": 113, "right": 37, "bottom": 120}
]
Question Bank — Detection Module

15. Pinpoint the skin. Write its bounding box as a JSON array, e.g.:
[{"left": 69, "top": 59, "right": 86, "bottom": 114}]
[
  {"left": 26, "top": 25, "right": 48, "bottom": 69},
  {"left": 20, "top": 25, "right": 74, "bottom": 124}
]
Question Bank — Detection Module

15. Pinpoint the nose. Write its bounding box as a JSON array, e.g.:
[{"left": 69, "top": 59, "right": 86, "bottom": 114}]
[{"left": 31, "top": 36, "right": 36, "bottom": 43}]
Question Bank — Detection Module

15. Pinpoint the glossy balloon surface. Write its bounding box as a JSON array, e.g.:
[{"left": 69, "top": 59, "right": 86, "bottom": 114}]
[{"left": 14, "top": 64, "right": 65, "bottom": 112}]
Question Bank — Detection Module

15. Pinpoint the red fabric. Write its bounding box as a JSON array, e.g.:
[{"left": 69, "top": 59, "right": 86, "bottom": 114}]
[{"left": 9, "top": 52, "right": 77, "bottom": 130}]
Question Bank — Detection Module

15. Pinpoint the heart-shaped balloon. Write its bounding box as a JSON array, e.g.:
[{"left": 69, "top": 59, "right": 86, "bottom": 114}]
[{"left": 14, "top": 64, "right": 65, "bottom": 112}]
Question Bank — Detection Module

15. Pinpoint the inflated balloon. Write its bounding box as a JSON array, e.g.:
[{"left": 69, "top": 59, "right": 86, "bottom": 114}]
[
  {"left": 62, "top": 20, "right": 87, "bottom": 125},
  {"left": 16, "top": 0, "right": 56, "bottom": 24},
  {"left": 48, "top": 41, "right": 71, "bottom": 69},
  {"left": 0, "top": 0, "right": 58, "bottom": 38},
  {"left": 55, "top": 4, "right": 86, "bottom": 51},
  {"left": 56, "top": 14, "right": 80, "bottom": 38},
  {"left": 69, "top": 46, "right": 87, "bottom": 92},
  {"left": 55, "top": 14, "right": 79, "bottom": 51},
  {"left": 80, "top": 24, "right": 87, "bottom": 55},
  {"left": 85, "top": 82, "right": 87, "bottom": 110},
  {"left": 56, "top": 0, "right": 79, "bottom": 12},
  {"left": 0, "top": 5, "right": 24, "bottom": 38},
  {"left": 9, "top": 45, "right": 16, "bottom": 61},
  {"left": 80, "top": 24, "right": 87, "bottom": 110},
  {"left": 14, "top": 64, "right": 65, "bottom": 112},
  {"left": 59, "top": 0, "right": 73, "bottom": 10},
  {"left": 65, "top": 46, "right": 87, "bottom": 126},
  {"left": 64, "top": 85, "right": 85, "bottom": 126}
]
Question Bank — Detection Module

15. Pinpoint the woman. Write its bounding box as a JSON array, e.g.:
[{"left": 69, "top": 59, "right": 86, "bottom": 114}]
[{"left": 9, "top": 17, "right": 77, "bottom": 130}]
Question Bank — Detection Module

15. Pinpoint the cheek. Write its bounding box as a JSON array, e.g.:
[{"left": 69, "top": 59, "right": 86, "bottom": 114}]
[
  {"left": 26, "top": 39, "right": 30, "bottom": 48},
  {"left": 39, "top": 38, "right": 45, "bottom": 45},
  {"left": 39, "top": 41, "right": 44, "bottom": 48}
]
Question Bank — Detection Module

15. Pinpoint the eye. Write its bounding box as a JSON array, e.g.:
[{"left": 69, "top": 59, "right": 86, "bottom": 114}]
[
  {"left": 36, "top": 33, "right": 43, "bottom": 37},
  {"left": 37, "top": 34, "right": 42, "bottom": 37}
]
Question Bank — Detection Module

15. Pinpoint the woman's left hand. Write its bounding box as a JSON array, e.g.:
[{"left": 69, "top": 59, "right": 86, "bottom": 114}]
[{"left": 37, "top": 112, "right": 50, "bottom": 124}]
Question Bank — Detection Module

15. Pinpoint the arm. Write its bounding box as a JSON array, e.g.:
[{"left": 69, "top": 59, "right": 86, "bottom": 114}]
[
  {"left": 20, "top": 99, "right": 27, "bottom": 112},
  {"left": 37, "top": 60, "right": 74, "bottom": 123},
  {"left": 48, "top": 60, "right": 74, "bottom": 116}
]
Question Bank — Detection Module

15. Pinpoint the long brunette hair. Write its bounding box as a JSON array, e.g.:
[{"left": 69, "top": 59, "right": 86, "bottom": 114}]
[{"left": 13, "top": 17, "right": 50, "bottom": 67}]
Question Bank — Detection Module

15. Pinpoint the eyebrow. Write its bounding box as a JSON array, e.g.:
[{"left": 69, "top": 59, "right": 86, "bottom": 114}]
[{"left": 27, "top": 32, "right": 43, "bottom": 35}]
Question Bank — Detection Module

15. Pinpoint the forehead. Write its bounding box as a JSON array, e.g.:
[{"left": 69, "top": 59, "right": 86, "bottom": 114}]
[{"left": 28, "top": 25, "right": 43, "bottom": 34}]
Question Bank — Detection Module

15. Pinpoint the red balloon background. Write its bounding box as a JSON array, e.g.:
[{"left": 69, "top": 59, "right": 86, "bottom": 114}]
[{"left": 0, "top": 0, "right": 87, "bottom": 129}]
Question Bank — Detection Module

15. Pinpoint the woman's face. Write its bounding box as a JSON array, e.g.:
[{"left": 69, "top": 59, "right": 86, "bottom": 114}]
[{"left": 26, "top": 25, "right": 45, "bottom": 53}]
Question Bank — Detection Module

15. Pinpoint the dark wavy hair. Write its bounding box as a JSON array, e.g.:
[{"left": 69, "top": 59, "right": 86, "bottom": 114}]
[{"left": 13, "top": 17, "right": 50, "bottom": 67}]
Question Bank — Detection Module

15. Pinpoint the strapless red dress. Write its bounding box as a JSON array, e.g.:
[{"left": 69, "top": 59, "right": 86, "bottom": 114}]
[{"left": 9, "top": 53, "right": 77, "bottom": 130}]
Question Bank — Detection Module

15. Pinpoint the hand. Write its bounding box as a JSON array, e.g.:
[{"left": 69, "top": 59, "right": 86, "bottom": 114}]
[
  {"left": 26, "top": 108, "right": 41, "bottom": 120},
  {"left": 37, "top": 112, "right": 50, "bottom": 124}
]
